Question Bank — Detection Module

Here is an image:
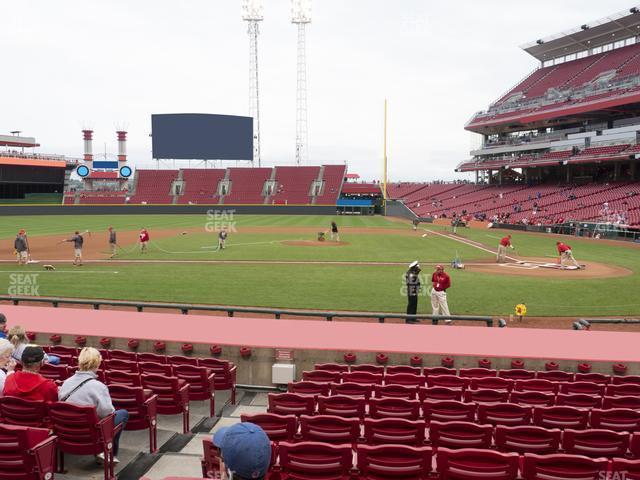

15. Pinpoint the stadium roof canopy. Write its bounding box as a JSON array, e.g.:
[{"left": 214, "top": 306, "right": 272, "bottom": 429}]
[
  {"left": 0, "top": 134, "right": 39, "bottom": 148},
  {"left": 521, "top": 6, "right": 640, "bottom": 62}
]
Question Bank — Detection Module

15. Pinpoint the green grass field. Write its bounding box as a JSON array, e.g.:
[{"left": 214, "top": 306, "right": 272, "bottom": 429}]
[{"left": 1, "top": 214, "right": 639, "bottom": 317}]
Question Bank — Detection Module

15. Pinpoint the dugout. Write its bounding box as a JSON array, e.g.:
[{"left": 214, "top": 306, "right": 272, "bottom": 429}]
[{"left": 336, "top": 197, "right": 375, "bottom": 215}]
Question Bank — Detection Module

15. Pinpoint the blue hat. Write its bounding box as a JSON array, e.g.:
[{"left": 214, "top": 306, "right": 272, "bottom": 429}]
[{"left": 213, "top": 422, "right": 271, "bottom": 478}]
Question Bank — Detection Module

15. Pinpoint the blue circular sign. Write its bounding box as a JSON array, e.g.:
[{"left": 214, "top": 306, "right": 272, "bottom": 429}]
[
  {"left": 76, "top": 165, "right": 90, "bottom": 177},
  {"left": 119, "top": 166, "right": 132, "bottom": 178}
]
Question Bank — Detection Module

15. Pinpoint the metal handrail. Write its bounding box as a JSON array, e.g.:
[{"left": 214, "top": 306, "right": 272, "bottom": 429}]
[{"left": 0, "top": 295, "right": 495, "bottom": 327}]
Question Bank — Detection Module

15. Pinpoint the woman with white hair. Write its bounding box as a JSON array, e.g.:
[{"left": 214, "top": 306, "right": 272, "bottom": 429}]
[
  {"left": 8, "top": 325, "right": 60, "bottom": 365},
  {"left": 0, "top": 338, "right": 16, "bottom": 395}
]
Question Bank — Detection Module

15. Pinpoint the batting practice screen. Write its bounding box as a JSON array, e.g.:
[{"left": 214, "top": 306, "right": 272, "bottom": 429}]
[{"left": 151, "top": 113, "right": 253, "bottom": 160}]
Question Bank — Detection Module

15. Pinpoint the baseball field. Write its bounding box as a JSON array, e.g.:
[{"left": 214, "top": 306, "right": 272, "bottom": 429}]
[{"left": 0, "top": 214, "right": 639, "bottom": 320}]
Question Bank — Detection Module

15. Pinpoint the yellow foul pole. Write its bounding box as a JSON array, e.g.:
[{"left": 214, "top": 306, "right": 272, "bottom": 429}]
[{"left": 383, "top": 99, "right": 388, "bottom": 215}]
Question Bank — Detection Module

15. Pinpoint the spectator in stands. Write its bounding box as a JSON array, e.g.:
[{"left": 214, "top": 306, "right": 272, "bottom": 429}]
[
  {"left": 3, "top": 345, "right": 58, "bottom": 401},
  {"left": 0, "top": 339, "right": 16, "bottom": 395},
  {"left": 59, "top": 347, "right": 129, "bottom": 463},
  {"left": 0, "top": 313, "right": 7, "bottom": 339},
  {"left": 8, "top": 326, "right": 60, "bottom": 365},
  {"left": 212, "top": 422, "right": 271, "bottom": 480}
]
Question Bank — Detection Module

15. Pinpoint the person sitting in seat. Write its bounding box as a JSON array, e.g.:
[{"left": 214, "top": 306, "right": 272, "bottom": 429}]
[
  {"left": 213, "top": 422, "right": 271, "bottom": 480},
  {"left": 8, "top": 325, "right": 60, "bottom": 365},
  {"left": 3, "top": 345, "right": 58, "bottom": 402},
  {"left": 0, "top": 339, "right": 16, "bottom": 396},
  {"left": 59, "top": 347, "right": 129, "bottom": 463}
]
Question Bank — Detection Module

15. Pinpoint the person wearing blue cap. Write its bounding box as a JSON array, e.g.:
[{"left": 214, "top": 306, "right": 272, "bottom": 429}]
[{"left": 212, "top": 422, "right": 271, "bottom": 479}]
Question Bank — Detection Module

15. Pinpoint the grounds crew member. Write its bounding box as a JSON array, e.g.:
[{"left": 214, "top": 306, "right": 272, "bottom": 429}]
[
  {"left": 405, "top": 261, "right": 421, "bottom": 323},
  {"left": 330, "top": 221, "right": 340, "bottom": 242},
  {"left": 108, "top": 226, "right": 117, "bottom": 258},
  {"left": 218, "top": 227, "right": 228, "bottom": 250},
  {"left": 497, "top": 234, "right": 514, "bottom": 263},
  {"left": 62, "top": 231, "right": 84, "bottom": 266},
  {"left": 139, "top": 228, "right": 150, "bottom": 253},
  {"left": 14, "top": 229, "right": 29, "bottom": 265},
  {"left": 556, "top": 241, "right": 581, "bottom": 269},
  {"left": 431, "top": 264, "right": 452, "bottom": 323}
]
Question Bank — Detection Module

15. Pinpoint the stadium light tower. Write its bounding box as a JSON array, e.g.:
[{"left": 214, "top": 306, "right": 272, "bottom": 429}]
[
  {"left": 292, "top": 0, "right": 311, "bottom": 165},
  {"left": 242, "top": 0, "right": 264, "bottom": 166}
]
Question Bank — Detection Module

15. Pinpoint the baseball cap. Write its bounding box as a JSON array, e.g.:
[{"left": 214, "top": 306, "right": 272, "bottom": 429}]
[
  {"left": 409, "top": 261, "right": 420, "bottom": 269},
  {"left": 22, "top": 345, "right": 45, "bottom": 364},
  {"left": 436, "top": 264, "right": 444, "bottom": 270},
  {"left": 213, "top": 423, "right": 271, "bottom": 478}
]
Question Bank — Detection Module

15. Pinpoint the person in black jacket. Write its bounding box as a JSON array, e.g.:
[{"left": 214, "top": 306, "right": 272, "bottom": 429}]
[{"left": 405, "top": 261, "right": 421, "bottom": 323}]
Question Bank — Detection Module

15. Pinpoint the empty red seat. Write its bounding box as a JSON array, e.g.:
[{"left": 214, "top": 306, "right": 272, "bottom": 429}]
[
  {"left": 168, "top": 355, "right": 199, "bottom": 366},
  {"left": 302, "top": 370, "right": 342, "bottom": 383},
  {"left": 423, "top": 400, "right": 476, "bottom": 424},
  {"left": 39, "top": 363, "right": 71, "bottom": 382},
  {"left": 108, "top": 350, "right": 138, "bottom": 362},
  {"left": 612, "top": 375, "right": 640, "bottom": 385},
  {"left": 140, "top": 374, "right": 190, "bottom": 433},
  {"left": 603, "top": 396, "right": 640, "bottom": 409},
  {"left": 104, "top": 358, "right": 138, "bottom": 373},
  {"left": 555, "top": 394, "right": 602, "bottom": 409},
  {"left": 521, "top": 453, "right": 609, "bottom": 480},
  {"left": 426, "top": 375, "right": 470, "bottom": 390},
  {"left": 494, "top": 425, "right": 561, "bottom": 455},
  {"left": 329, "top": 382, "right": 373, "bottom": 399},
  {"left": 298, "top": 415, "right": 359, "bottom": 445},
  {"left": 470, "top": 377, "right": 514, "bottom": 392},
  {"left": 537, "top": 371, "right": 575, "bottom": 383},
  {"left": 515, "top": 379, "right": 560, "bottom": 394},
  {"left": 198, "top": 358, "right": 237, "bottom": 405},
  {"left": 590, "top": 408, "right": 640, "bottom": 432},
  {"left": 288, "top": 381, "right": 331, "bottom": 396},
  {"left": 459, "top": 368, "right": 498, "bottom": 379},
  {"left": 200, "top": 438, "right": 220, "bottom": 479},
  {"left": 509, "top": 390, "right": 555, "bottom": 407},
  {"left": 104, "top": 370, "right": 142, "bottom": 387},
  {"left": 386, "top": 365, "right": 422, "bottom": 375},
  {"left": 356, "top": 444, "right": 432, "bottom": 479},
  {"left": 424, "top": 367, "right": 455, "bottom": 376},
  {"left": 342, "top": 371, "right": 384, "bottom": 385},
  {"left": 562, "top": 428, "right": 630, "bottom": 458},
  {"left": 533, "top": 406, "right": 589, "bottom": 430},
  {"left": 275, "top": 441, "right": 353, "bottom": 479},
  {"left": 610, "top": 458, "right": 640, "bottom": 480},
  {"left": 463, "top": 389, "right": 510, "bottom": 404},
  {"left": 560, "top": 382, "right": 605, "bottom": 396},
  {"left": 631, "top": 432, "right": 640, "bottom": 457},
  {"left": 138, "top": 352, "right": 168, "bottom": 364},
  {"left": 0, "top": 396, "right": 49, "bottom": 428},
  {"left": 369, "top": 397, "right": 421, "bottom": 420},
  {"left": 419, "top": 386, "right": 463, "bottom": 402},
  {"left": 48, "top": 345, "right": 79, "bottom": 357},
  {"left": 574, "top": 373, "right": 610, "bottom": 385},
  {"left": 138, "top": 361, "right": 174, "bottom": 377},
  {"left": 384, "top": 373, "right": 426, "bottom": 387},
  {"left": 429, "top": 420, "right": 492, "bottom": 449},
  {"left": 374, "top": 384, "right": 418, "bottom": 400},
  {"left": 173, "top": 365, "right": 216, "bottom": 417},
  {"left": 478, "top": 403, "right": 532, "bottom": 426},
  {"left": 607, "top": 384, "right": 640, "bottom": 397},
  {"left": 313, "top": 363, "right": 348, "bottom": 373},
  {"left": 363, "top": 417, "right": 426, "bottom": 446},
  {"left": 108, "top": 384, "right": 159, "bottom": 453},
  {"left": 316, "top": 395, "right": 365, "bottom": 418},
  {"left": 436, "top": 447, "right": 519, "bottom": 480},
  {"left": 498, "top": 369, "right": 536, "bottom": 381},
  {"left": 350, "top": 364, "right": 384, "bottom": 374},
  {"left": 0, "top": 423, "right": 56, "bottom": 480},
  {"left": 240, "top": 413, "right": 297, "bottom": 442},
  {"left": 268, "top": 393, "right": 315, "bottom": 417}
]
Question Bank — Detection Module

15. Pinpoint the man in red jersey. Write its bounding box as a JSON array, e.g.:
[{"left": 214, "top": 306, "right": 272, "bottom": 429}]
[
  {"left": 496, "top": 234, "right": 514, "bottom": 263},
  {"left": 431, "top": 265, "right": 452, "bottom": 324},
  {"left": 556, "top": 241, "right": 581, "bottom": 269}
]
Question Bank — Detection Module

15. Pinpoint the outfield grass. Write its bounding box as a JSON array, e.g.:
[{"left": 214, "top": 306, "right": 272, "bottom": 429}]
[{"left": 1, "top": 215, "right": 639, "bottom": 317}]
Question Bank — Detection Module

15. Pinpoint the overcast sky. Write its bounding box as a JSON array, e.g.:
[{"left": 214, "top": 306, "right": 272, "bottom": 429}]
[{"left": 1, "top": 1, "right": 636, "bottom": 181}]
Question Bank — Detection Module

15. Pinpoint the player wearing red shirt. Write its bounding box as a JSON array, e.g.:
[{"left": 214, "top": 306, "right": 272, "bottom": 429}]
[
  {"left": 431, "top": 265, "right": 452, "bottom": 324},
  {"left": 496, "top": 234, "right": 514, "bottom": 263},
  {"left": 139, "top": 228, "right": 150, "bottom": 254},
  {"left": 556, "top": 241, "right": 581, "bottom": 269}
]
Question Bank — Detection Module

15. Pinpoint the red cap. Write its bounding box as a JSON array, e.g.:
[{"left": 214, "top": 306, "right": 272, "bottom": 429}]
[{"left": 436, "top": 264, "right": 444, "bottom": 270}]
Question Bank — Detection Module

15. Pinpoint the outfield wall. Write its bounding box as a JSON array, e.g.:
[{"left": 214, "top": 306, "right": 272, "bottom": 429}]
[{"left": 0, "top": 204, "right": 338, "bottom": 216}]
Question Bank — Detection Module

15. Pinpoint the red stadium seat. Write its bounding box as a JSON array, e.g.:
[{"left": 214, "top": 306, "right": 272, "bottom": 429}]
[
  {"left": 268, "top": 393, "right": 316, "bottom": 417},
  {"left": 429, "top": 420, "right": 493, "bottom": 449},
  {"left": 0, "top": 396, "right": 49, "bottom": 428},
  {"left": 288, "top": 381, "right": 331, "bottom": 396},
  {"left": 463, "top": 389, "right": 510, "bottom": 404},
  {"left": 52, "top": 354, "right": 76, "bottom": 367},
  {"left": 607, "top": 384, "right": 640, "bottom": 397},
  {"left": 631, "top": 433, "right": 640, "bottom": 457},
  {"left": 609, "top": 459, "right": 640, "bottom": 480},
  {"left": 363, "top": 417, "right": 426, "bottom": 446},
  {"left": 38, "top": 363, "right": 71, "bottom": 382},
  {"left": 313, "top": 363, "right": 349, "bottom": 373},
  {"left": 423, "top": 400, "right": 476, "bottom": 424},
  {"left": 477, "top": 403, "right": 532, "bottom": 426},
  {"left": 603, "top": 395, "right": 640, "bottom": 409},
  {"left": 350, "top": 364, "right": 384, "bottom": 374},
  {"left": 104, "top": 370, "right": 142, "bottom": 387},
  {"left": 470, "top": 377, "right": 514, "bottom": 392},
  {"left": 386, "top": 365, "right": 423, "bottom": 375},
  {"left": 515, "top": 379, "right": 560, "bottom": 394},
  {"left": 356, "top": 444, "right": 433, "bottom": 479},
  {"left": 200, "top": 438, "right": 220, "bottom": 479},
  {"left": 426, "top": 375, "right": 470, "bottom": 390},
  {"left": 384, "top": 373, "right": 426, "bottom": 387},
  {"left": 275, "top": 441, "right": 353, "bottom": 479},
  {"left": 537, "top": 371, "right": 575, "bottom": 383},
  {"left": 555, "top": 393, "right": 602, "bottom": 408},
  {"left": 424, "top": 367, "right": 455, "bottom": 376},
  {"left": 562, "top": 428, "right": 630, "bottom": 458},
  {"left": 459, "top": 368, "right": 498, "bottom": 379},
  {"left": 316, "top": 395, "right": 365, "bottom": 418},
  {"left": 612, "top": 375, "right": 640, "bottom": 385},
  {"left": 104, "top": 358, "right": 138, "bottom": 373},
  {"left": 560, "top": 382, "right": 606, "bottom": 396},
  {"left": 574, "top": 373, "right": 610, "bottom": 385},
  {"left": 240, "top": 413, "right": 297, "bottom": 442},
  {"left": 509, "top": 390, "right": 555, "bottom": 407},
  {"left": 302, "top": 370, "right": 342, "bottom": 383},
  {"left": 173, "top": 365, "right": 216, "bottom": 418},
  {"left": 374, "top": 384, "right": 418, "bottom": 400},
  {"left": 138, "top": 361, "right": 174, "bottom": 377},
  {"left": 48, "top": 402, "right": 122, "bottom": 480},
  {"left": 48, "top": 345, "right": 79, "bottom": 357},
  {"left": 140, "top": 374, "right": 190, "bottom": 433},
  {"left": 108, "top": 350, "right": 138, "bottom": 362},
  {"left": 108, "top": 384, "right": 158, "bottom": 453},
  {"left": 498, "top": 369, "right": 536, "bottom": 381},
  {"left": 198, "top": 358, "right": 237, "bottom": 405},
  {"left": 590, "top": 408, "right": 640, "bottom": 432},
  {"left": 342, "top": 371, "right": 384, "bottom": 385},
  {"left": 369, "top": 397, "right": 421, "bottom": 420},
  {"left": 494, "top": 425, "right": 561, "bottom": 455},
  {"left": 138, "top": 352, "right": 168, "bottom": 364},
  {"left": 436, "top": 447, "right": 519, "bottom": 480},
  {"left": 298, "top": 415, "right": 360, "bottom": 445},
  {"left": 168, "top": 355, "right": 199, "bottom": 367},
  {"left": 419, "top": 386, "right": 463, "bottom": 402},
  {"left": 0, "top": 423, "right": 56, "bottom": 480},
  {"left": 521, "top": 453, "right": 609, "bottom": 480},
  {"left": 329, "top": 382, "right": 373, "bottom": 399},
  {"left": 533, "top": 406, "right": 589, "bottom": 430}
]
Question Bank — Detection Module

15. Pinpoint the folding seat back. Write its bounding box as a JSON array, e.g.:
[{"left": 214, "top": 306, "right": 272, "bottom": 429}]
[
  {"left": 137, "top": 352, "right": 167, "bottom": 364},
  {"left": 276, "top": 441, "right": 353, "bottom": 479},
  {"left": 108, "top": 384, "right": 159, "bottom": 453},
  {"left": 607, "top": 384, "right": 640, "bottom": 397},
  {"left": 138, "top": 361, "right": 174, "bottom": 377},
  {"left": 350, "top": 364, "right": 384, "bottom": 374},
  {"left": 521, "top": 453, "right": 609, "bottom": 480},
  {"left": 631, "top": 433, "right": 640, "bottom": 457},
  {"left": 459, "top": 368, "right": 498, "bottom": 379},
  {"left": 562, "top": 428, "right": 630, "bottom": 457},
  {"left": 590, "top": 408, "right": 640, "bottom": 432},
  {"left": 515, "top": 379, "right": 559, "bottom": 394},
  {"left": 602, "top": 396, "right": 640, "bottom": 409},
  {"left": 509, "top": 390, "right": 555, "bottom": 407},
  {"left": 104, "top": 369, "right": 142, "bottom": 387},
  {"left": 610, "top": 459, "right": 640, "bottom": 480},
  {"left": 470, "top": 377, "right": 514, "bottom": 392},
  {"left": 0, "top": 423, "right": 56, "bottom": 480},
  {"left": 140, "top": 373, "right": 190, "bottom": 433},
  {"left": 560, "top": 382, "right": 605, "bottom": 396},
  {"left": 533, "top": 406, "right": 589, "bottom": 430},
  {"left": 356, "top": 444, "right": 432, "bottom": 479},
  {"left": 198, "top": 358, "right": 237, "bottom": 405},
  {"left": 363, "top": 417, "right": 426, "bottom": 446},
  {"left": 436, "top": 447, "right": 519, "bottom": 480},
  {"left": 104, "top": 358, "right": 138, "bottom": 373},
  {"left": 556, "top": 394, "right": 602, "bottom": 409},
  {"left": 423, "top": 400, "right": 476, "bottom": 424},
  {"left": 288, "top": 381, "right": 330, "bottom": 396},
  {"left": 313, "top": 363, "right": 348, "bottom": 373},
  {"left": 386, "top": 365, "right": 422, "bottom": 375},
  {"left": 419, "top": 386, "right": 463, "bottom": 402},
  {"left": 429, "top": 420, "right": 492, "bottom": 449},
  {"left": 53, "top": 354, "right": 76, "bottom": 367},
  {"left": 201, "top": 438, "right": 221, "bottom": 479},
  {"left": 342, "top": 371, "right": 383, "bottom": 385},
  {"left": 374, "top": 384, "right": 418, "bottom": 400},
  {"left": 424, "top": 367, "right": 455, "bottom": 376},
  {"left": 329, "top": 382, "right": 372, "bottom": 399},
  {"left": 477, "top": 403, "right": 532, "bottom": 426},
  {"left": 316, "top": 395, "right": 365, "bottom": 418},
  {"left": 48, "top": 345, "right": 79, "bottom": 357},
  {"left": 240, "top": 413, "right": 297, "bottom": 442},
  {"left": 384, "top": 373, "right": 426, "bottom": 387},
  {"left": 494, "top": 425, "right": 561, "bottom": 455},
  {"left": 299, "top": 415, "right": 359, "bottom": 445},
  {"left": 498, "top": 369, "right": 536, "bottom": 381},
  {"left": 268, "top": 393, "right": 315, "bottom": 417},
  {"left": 426, "top": 375, "right": 469, "bottom": 390},
  {"left": 612, "top": 375, "right": 640, "bottom": 385},
  {"left": 0, "top": 396, "right": 49, "bottom": 428},
  {"left": 574, "top": 373, "right": 610, "bottom": 385},
  {"left": 463, "top": 389, "right": 510, "bottom": 404},
  {"left": 302, "top": 370, "right": 341, "bottom": 383},
  {"left": 369, "top": 397, "right": 421, "bottom": 420},
  {"left": 168, "top": 355, "right": 199, "bottom": 366},
  {"left": 39, "top": 363, "right": 70, "bottom": 382},
  {"left": 537, "top": 370, "right": 575, "bottom": 383},
  {"left": 108, "top": 349, "right": 138, "bottom": 362},
  {"left": 173, "top": 365, "right": 216, "bottom": 416}
]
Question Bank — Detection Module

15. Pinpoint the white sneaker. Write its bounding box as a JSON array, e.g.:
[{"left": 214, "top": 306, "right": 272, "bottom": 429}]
[
  {"left": 96, "top": 453, "right": 104, "bottom": 464},
  {"left": 113, "top": 457, "right": 120, "bottom": 465},
  {"left": 445, "top": 319, "right": 453, "bottom": 325}
]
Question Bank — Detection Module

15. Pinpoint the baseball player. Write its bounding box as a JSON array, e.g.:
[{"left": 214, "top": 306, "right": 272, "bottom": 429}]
[
  {"left": 108, "top": 226, "right": 117, "bottom": 258},
  {"left": 405, "top": 261, "right": 421, "bottom": 323},
  {"left": 218, "top": 227, "right": 228, "bottom": 250},
  {"left": 62, "top": 231, "right": 84, "bottom": 266},
  {"left": 431, "top": 265, "right": 452, "bottom": 323},
  {"left": 496, "top": 234, "right": 515, "bottom": 263},
  {"left": 330, "top": 221, "right": 340, "bottom": 242},
  {"left": 139, "top": 228, "right": 150, "bottom": 254},
  {"left": 14, "top": 229, "right": 30, "bottom": 266},
  {"left": 412, "top": 219, "right": 419, "bottom": 231},
  {"left": 556, "top": 241, "right": 581, "bottom": 269}
]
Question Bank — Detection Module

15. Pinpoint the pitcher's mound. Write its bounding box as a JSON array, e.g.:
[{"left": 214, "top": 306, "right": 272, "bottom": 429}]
[{"left": 282, "top": 240, "right": 349, "bottom": 247}]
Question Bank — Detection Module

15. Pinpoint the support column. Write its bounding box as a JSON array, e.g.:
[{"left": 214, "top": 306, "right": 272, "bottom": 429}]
[
  {"left": 488, "top": 170, "right": 493, "bottom": 185},
  {"left": 498, "top": 169, "right": 503, "bottom": 186},
  {"left": 475, "top": 170, "right": 479, "bottom": 184},
  {"left": 566, "top": 164, "right": 571, "bottom": 184},
  {"left": 614, "top": 162, "right": 621, "bottom": 181},
  {"left": 631, "top": 160, "right": 637, "bottom": 180}
]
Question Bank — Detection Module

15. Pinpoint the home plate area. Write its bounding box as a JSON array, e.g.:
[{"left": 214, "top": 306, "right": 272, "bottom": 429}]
[{"left": 504, "top": 260, "right": 584, "bottom": 271}]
